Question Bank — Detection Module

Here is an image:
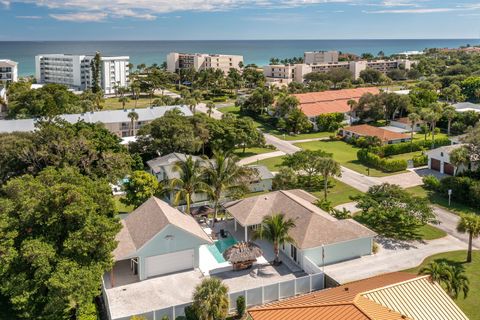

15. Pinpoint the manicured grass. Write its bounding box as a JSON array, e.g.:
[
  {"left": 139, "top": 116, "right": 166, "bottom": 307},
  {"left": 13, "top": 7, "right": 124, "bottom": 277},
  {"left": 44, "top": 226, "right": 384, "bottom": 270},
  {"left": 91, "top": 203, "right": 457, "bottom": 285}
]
[
  {"left": 406, "top": 186, "right": 480, "bottom": 215},
  {"left": 113, "top": 195, "right": 134, "bottom": 214},
  {"left": 295, "top": 140, "right": 401, "bottom": 177},
  {"left": 233, "top": 147, "right": 276, "bottom": 159},
  {"left": 387, "top": 151, "right": 423, "bottom": 161},
  {"left": 272, "top": 131, "right": 332, "bottom": 141},
  {"left": 404, "top": 250, "right": 480, "bottom": 320},
  {"left": 416, "top": 224, "right": 447, "bottom": 240},
  {"left": 412, "top": 132, "right": 448, "bottom": 142},
  {"left": 103, "top": 95, "right": 159, "bottom": 110},
  {"left": 254, "top": 156, "right": 286, "bottom": 172},
  {"left": 311, "top": 179, "right": 364, "bottom": 207},
  {"left": 217, "top": 105, "right": 240, "bottom": 114}
]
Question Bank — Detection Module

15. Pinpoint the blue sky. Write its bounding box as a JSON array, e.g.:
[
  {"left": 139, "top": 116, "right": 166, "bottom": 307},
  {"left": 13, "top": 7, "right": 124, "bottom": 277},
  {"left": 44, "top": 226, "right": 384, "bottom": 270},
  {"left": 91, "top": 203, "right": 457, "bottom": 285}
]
[{"left": 1, "top": 0, "right": 480, "bottom": 40}]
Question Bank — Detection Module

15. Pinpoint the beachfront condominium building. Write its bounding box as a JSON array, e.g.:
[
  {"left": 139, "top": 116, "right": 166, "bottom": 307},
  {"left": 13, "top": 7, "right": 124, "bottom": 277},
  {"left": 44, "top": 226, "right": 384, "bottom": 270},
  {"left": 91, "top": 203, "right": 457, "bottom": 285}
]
[
  {"left": 0, "top": 60, "right": 18, "bottom": 83},
  {"left": 35, "top": 54, "right": 129, "bottom": 95},
  {"left": 166, "top": 52, "right": 243, "bottom": 74},
  {"left": 303, "top": 51, "right": 339, "bottom": 64},
  {"left": 264, "top": 59, "right": 414, "bottom": 86}
]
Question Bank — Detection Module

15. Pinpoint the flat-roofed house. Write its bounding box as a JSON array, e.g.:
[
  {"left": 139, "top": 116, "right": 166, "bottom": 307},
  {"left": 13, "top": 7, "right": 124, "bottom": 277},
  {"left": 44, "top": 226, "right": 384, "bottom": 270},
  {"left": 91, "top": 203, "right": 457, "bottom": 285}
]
[
  {"left": 339, "top": 124, "right": 411, "bottom": 144},
  {"left": 426, "top": 144, "right": 479, "bottom": 176},
  {"left": 248, "top": 272, "right": 468, "bottom": 320},
  {"left": 292, "top": 87, "right": 380, "bottom": 125},
  {"left": 390, "top": 117, "right": 425, "bottom": 132},
  {"left": 224, "top": 190, "right": 376, "bottom": 271}
]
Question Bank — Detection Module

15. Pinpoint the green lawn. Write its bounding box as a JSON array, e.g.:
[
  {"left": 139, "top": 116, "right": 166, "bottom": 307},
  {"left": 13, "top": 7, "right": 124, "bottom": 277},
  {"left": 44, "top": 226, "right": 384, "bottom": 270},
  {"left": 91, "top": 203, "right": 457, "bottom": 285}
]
[
  {"left": 295, "top": 140, "right": 402, "bottom": 177},
  {"left": 103, "top": 95, "right": 158, "bottom": 110},
  {"left": 311, "top": 179, "right": 363, "bottom": 207},
  {"left": 272, "top": 131, "right": 332, "bottom": 141},
  {"left": 113, "top": 195, "right": 134, "bottom": 214},
  {"left": 404, "top": 250, "right": 480, "bottom": 320},
  {"left": 233, "top": 147, "right": 276, "bottom": 159},
  {"left": 406, "top": 186, "right": 480, "bottom": 215},
  {"left": 217, "top": 105, "right": 240, "bottom": 114},
  {"left": 412, "top": 132, "right": 448, "bottom": 142},
  {"left": 388, "top": 151, "right": 423, "bottom": 161},
  {"left": 254, "top": 155, "right": 286, "bottom": 172},
  {"left": 417, "top": 224, "right": 447, "bottom": 240}
]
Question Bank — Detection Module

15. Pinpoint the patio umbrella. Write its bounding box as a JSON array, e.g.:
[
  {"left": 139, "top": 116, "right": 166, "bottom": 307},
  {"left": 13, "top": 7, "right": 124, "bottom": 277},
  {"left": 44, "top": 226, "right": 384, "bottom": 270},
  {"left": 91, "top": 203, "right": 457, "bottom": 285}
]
[{"left": 223, "top": 241, "right": 263, "bottom": 264}]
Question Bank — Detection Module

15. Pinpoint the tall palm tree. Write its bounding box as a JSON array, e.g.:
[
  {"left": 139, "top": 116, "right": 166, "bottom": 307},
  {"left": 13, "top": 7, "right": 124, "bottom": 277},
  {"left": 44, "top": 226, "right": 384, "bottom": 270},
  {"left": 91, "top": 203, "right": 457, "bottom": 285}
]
[
  {"left": 428, "top": 103, "right": 444, "bottom": 148},
  {"left": 457, "top": 213, "right": 480, "bottom": 263},
  {"left": 420, "top": 261, "right": 452, "bottom": 286},
  {"left": 127, "top": 111, "right": 139, "bottom": 136},
  {"left": 204, "top": 151, "right": 256, "bottom": 222},
  {"left": 170, "top": 156, "right": 209, "bottom": 214},
  {"left": 206, "top": 101, "right": 215, "bottom": 118},
  {"left": 408, "top": 112, "right": 421, "bottom": 144},
  {"left": 443, "top": 104, "right": 457, "bottom": 136},
  {"left": 253, "top": 214, "right": 296, "bottom": 265},
  {"left": 318, "top": 157, "right": 342, "bottom": 200},
  {"left": 450, "top": 146, "right": 470, "bottom": 176},
  {"left": 449, "top": 265, "right": 470, "bottom": 299},
  {"left": 347, "top": 99, "right": 357, "bottom": 125},
  {"left": 118, "top": 96, "right": 129, "bottom": 110},
  {"left": 192, "top": 277, "right": 229, "bottom": 320},
  {"left": 420, "top": 261, "right": 469, "bottom": 299}
]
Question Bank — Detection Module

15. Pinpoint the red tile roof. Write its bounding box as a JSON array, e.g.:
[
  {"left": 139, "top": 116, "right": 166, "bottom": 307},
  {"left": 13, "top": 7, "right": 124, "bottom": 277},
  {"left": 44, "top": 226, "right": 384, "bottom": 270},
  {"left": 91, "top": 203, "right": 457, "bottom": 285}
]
[
  {"left": 293, "top": 87, "right": 380, "bottom": 117},
  {"left": 342, "top": 124, "right": 410, "bottom": 142}
]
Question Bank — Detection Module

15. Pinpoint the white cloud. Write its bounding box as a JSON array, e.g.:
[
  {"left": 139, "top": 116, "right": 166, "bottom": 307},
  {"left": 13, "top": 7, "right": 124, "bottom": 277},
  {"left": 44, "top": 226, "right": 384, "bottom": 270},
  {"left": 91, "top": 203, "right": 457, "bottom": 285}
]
[
  {"left": 50, "top": 12, "right": 107, "bottom": 22},
  {"left": 16, "top": 15, "right": 41, "bottom": 19},
  {"left": 1, "top": 0, "right": 10, "bottom": 8}
]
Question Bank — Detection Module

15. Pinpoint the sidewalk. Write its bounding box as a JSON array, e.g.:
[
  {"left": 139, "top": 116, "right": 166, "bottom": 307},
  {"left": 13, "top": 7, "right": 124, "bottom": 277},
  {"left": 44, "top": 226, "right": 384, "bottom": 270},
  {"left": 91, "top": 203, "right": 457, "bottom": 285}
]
[{"left": 238, "top": 151, "right": 286, "bottom": 166}]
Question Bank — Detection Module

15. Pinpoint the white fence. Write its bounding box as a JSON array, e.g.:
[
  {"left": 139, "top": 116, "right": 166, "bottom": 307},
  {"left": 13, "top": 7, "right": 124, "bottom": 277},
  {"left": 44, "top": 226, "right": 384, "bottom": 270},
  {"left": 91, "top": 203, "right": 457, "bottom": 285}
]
[{"left": 107, "top": 273, "right": 325, "bottom": 320}]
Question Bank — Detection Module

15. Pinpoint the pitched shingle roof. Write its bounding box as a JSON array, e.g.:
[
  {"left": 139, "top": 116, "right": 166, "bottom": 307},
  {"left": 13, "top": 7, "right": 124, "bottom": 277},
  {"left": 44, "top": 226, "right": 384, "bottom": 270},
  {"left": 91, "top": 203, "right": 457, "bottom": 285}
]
[
  {"left": 113, "top": 197, "right": 212, "bottom": 260},
  {"left": 249, "top": 272, "right": 468, "bottom": 320},
  {"left": 293, "top": 87, "right": 380, "bottom": 117},
  {"left": 342, "top": 124, "right": 410, "bottom": 142},
  {"left": 224, "top": 190, "right": 376, "bottom": 249}
]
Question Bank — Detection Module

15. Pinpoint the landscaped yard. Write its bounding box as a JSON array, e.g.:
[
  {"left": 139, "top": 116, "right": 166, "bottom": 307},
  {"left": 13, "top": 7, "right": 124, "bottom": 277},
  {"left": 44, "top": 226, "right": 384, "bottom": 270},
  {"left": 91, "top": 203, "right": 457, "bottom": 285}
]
[
  {"left": 416, "top": 224, "right": 447, "bottom": 240},
  {"left": 272, "top": 131, "right": 332, "bottom": 141},
  {"left": 406, "top": 186, "right": 480, "bottom": 216},
  {"left": 404, "top": 250, "right": 480, "bottom": 320},
  {"left": 114, "top": 195, "right": 134, "bottom": 214},
  {"left": 103, "top": 95, "right": 158, "bottom": 110},
  {"left": 217, "top": 105, "right": 240, "bottom": 114},
  {"left": 295, "top": 140, "right": 403, "bottom": 177},
  {"left": 387, "top": 151, "right": 424, "bottom": 161},
  {"left": 255, "top": 155, "right": 286, "bottom": 172},
  {"left": 233, "top": 147, "right": 276, "bottom": 159},
  {"left": 311, "top": 179, "right": 363, "bottom": 207}
]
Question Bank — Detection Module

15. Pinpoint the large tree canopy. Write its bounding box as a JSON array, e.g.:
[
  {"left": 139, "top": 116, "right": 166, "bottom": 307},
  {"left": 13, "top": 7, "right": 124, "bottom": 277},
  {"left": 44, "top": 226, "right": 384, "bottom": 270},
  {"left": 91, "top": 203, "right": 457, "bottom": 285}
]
[{"left": 0, "top": 167, "right": 121, "bottom": 319}]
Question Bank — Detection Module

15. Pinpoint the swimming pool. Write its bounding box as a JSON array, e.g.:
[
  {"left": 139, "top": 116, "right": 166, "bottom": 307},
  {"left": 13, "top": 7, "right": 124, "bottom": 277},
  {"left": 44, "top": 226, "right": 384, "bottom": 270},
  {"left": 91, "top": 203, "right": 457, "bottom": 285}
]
[{"left": 207, "top": 236, "right": 237, "bottom": 263}]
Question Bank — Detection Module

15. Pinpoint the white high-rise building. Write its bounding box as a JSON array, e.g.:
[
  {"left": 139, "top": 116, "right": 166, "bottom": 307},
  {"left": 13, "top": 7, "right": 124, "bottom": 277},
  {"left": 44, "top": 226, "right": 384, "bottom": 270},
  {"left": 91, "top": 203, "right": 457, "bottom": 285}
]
[
  {"left": 35, "top": 54, "right": 129, "bottom": 95},
  {"left": 304, "top": 51, "right": 339, "bottom": 64},
  {"left": 166, "top": 52, "right": 243, "bottom": 74},
  {"left": 0, "top": 59, "right": 18, "bottom": 83}
]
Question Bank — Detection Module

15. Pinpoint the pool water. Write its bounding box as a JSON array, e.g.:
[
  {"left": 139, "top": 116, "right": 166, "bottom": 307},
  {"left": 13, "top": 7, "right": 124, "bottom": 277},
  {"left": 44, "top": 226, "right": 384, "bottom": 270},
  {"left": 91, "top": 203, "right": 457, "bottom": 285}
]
[{"left": 207, "top": 236, "right": 237, "bottom": 263}]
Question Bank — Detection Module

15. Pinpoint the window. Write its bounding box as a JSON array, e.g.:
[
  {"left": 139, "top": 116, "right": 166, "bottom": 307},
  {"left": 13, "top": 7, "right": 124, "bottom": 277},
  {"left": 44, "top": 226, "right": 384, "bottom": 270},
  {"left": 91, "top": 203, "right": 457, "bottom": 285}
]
[{"left": 290, "top": 244, "right": 297, "bottom": 262}]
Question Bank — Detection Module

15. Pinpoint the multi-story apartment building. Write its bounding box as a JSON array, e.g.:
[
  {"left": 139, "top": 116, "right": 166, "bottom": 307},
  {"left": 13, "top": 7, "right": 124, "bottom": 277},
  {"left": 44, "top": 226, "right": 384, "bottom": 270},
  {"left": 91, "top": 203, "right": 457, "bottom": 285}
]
[
  {"left": 35, "top": 54, "right": 129, "bottom": 95},
  {"left": 166, "top": 52, "right": 243, "bottom": 74},
  {"left": 0, "top": 59, "right": 18, "bottom": 83},
  {"left": 264, "top": 58, "right": 414, "bottom": 86},
  {"left": 303, "top": 51, "right": 339, "bottom": 64}
]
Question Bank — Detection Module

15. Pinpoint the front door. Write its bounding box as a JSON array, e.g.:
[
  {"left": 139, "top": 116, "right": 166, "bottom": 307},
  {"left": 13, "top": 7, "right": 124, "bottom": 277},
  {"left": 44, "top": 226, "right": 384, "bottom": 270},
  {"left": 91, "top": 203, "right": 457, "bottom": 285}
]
[{"left": 290, "top": 244, "right": 297, "bottom": 262}]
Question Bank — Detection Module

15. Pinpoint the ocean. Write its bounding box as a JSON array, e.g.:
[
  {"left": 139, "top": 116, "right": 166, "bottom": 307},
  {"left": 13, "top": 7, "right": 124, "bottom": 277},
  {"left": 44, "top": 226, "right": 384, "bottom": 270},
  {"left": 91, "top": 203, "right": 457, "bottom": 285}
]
[{"left": 1, "top": 39, "right": 479, "bottom": 77}]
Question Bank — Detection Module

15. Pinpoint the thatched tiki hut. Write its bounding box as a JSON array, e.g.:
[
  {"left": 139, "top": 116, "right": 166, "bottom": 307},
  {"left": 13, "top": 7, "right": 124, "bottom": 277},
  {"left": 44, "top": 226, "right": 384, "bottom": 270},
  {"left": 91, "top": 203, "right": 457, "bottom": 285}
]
[{"left": 223, "top": 242, "right": 263, "bottom": 271}]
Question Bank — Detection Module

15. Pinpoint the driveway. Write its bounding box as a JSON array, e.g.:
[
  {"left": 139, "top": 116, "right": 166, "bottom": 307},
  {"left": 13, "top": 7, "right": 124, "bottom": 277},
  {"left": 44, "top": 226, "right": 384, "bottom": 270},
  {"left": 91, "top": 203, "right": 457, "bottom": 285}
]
[
  {"left": 378, "top": 170, "right": 423, "bottom": 189},
  {"left": 238, "top": 151, "right": 285, "bottom": 166},
  {"left": 323, "top": 235, "right": 466, "bottom": 284},
  {"left": 264, "top": 133, "right": 301, "bottom": 155},
  {"left": 433, "top": 206, "right": 480, "bottom": 249},
  {"left": 337, "top": 166, "right": 379, "bottom": 192}
]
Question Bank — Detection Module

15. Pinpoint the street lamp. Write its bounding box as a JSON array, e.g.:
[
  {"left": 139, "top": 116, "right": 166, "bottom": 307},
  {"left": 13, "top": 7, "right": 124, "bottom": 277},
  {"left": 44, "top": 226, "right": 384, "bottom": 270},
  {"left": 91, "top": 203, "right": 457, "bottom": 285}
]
[{"left": 448, "top": 189, "right": 452, "bottom": 206}]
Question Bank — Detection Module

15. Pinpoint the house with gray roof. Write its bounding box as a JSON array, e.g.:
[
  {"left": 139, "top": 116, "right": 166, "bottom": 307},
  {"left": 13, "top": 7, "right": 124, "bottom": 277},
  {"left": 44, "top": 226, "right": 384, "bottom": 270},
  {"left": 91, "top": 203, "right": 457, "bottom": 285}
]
[
  {"left": 453, "top": 102, "right": 480, "bottom": 113},
  {"left": 0, "top": 105, "right": 193, "bottom": 137},
  {"left": 106, "top": 196, "right": 212, "bottom": 287},
  {"left": 147, "top": 153, "right": 274, "bottom": 208},
  {"left": 224, "top": 189, "right": 376, "bottom": 270}
]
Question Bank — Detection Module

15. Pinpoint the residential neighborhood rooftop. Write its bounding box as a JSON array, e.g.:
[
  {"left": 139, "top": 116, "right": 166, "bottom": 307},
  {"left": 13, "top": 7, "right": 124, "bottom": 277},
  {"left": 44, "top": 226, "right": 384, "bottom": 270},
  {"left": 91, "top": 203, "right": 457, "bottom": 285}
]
[
  {"left": 248, "top": 272, "right": 468, "bottom": 320},
  {"left": 293, "top": 87, "right": 380, "bottom": 117},
  {"left": 342, "top": 124, "right": 411, "bottom": 143}
]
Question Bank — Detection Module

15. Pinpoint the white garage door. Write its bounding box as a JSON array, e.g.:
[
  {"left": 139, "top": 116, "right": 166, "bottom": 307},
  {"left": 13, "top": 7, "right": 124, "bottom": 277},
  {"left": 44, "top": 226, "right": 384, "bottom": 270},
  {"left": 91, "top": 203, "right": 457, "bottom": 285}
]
[{"left": 145, "top": 249, "right": 194, "bottom": 278}]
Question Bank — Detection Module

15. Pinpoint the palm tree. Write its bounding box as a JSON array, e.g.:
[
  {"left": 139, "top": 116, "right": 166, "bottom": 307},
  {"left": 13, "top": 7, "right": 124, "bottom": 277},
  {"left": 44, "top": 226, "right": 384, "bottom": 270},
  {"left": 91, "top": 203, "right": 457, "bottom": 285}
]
[
  {"left": 419, "top": 261, "right": 469, "bottom": 299},
  {"left": 206, "top": 101, "right": 215, "bottom": 117},
  {"left": 318, "top": 157, "right": 342, "bottom": 200},
  {"left": 347, "top": 99, "right": 357, "bottom": 125},
  {"left": 118, "top": 95, "right": 129, "bottom": 110},
  {"left": 450, "top": 146, "right": 470, "bottom": 176},
  {"left": 205, "top": 151, "right": 255, "bottom": 222},
  {"left": 443, "top": 104, "right": 457, "bottom": 136},
  {"left": 457, "top": 213, "right": 480, "bottom": 263},
  {"left": 170, "top": 156, "right": 209, "bottom": 214},
  {"left": 253, "top": 214, "right": 296, "bottom": 265},
  {"left": 192, "top": 277, "right": 229, "bottom": 320},
  {"left": 429, "top": 103, "right": 444, "bottom": 148},
  {"left": 127, "top": 111, "right": 139, "bottom": 136},
  {"left": 408, "top": 112, "right": 421, "bottom": 147},
  {"left": 448, "top": 265, "right": 470, "bottom": 299},
  {"left": 420, "top": 261, "right": 452, "bottom": 285}
]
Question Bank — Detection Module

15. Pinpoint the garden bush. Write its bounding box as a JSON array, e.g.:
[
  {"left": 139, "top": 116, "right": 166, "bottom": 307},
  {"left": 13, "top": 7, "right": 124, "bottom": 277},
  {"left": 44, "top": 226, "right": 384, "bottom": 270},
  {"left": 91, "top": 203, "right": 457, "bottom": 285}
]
[
  {"left": 375, "top": 138, "right": 450, "bottom": 157},
  {"left": 422, "top": 175, "right": 441, "bottom": 191},
  {"left": 357, "top": 149, "right": 408, "bottom": 172},
  {"left": 236, "top": 296, "right": 246, "bottom": 317},
  {"left": 317, "top": 113, "right": 345, "bottom": 132},
  {"left": 412, "top": 154, "right": 428, "bottom": 167}
]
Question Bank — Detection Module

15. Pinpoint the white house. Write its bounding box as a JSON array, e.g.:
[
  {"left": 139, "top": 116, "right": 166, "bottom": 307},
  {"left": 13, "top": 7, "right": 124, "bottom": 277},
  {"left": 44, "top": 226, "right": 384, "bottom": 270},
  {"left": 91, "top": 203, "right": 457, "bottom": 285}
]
[
  {"left": 224, "top": 190, "right": 376, "bottom": 269},
  {"left": 0, "top": 59, "right": 18, "bottom": 83},
  {"left": 426, "top": 144, "right": 478, "bottom": 176},
  {"left": 390, "top": 117, "right": 425, "bottom": 132}
]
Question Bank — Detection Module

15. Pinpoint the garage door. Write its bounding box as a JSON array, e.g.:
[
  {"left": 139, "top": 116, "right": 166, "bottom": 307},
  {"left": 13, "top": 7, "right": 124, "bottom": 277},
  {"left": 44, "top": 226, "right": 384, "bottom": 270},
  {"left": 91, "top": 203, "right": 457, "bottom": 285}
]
[
  {"left": 145, "top": 249, "right": 194, "bottom": 278},
  {"left": 444, "top": 162, "right": 455, "bottom": 175},
  {"left": 431, "top": 158, "right": 441, "bottom": 171}
]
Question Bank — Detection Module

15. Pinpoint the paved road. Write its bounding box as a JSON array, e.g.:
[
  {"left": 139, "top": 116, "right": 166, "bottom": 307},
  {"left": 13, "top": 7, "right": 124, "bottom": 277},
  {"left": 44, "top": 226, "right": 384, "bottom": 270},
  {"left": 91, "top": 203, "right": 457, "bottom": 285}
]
[
  {"left": 433, "top": 206, "right": 480, "bottom": 249},
  {"left": 263, "top": 133, "right": 301, "bottom": 155},
  {"left": 337, "top": 166, "right": 379, "bottom": 192},
  {"left": 195, "top": 103, "right": 223, "bottom": 120},
  {"left": 324, "top": 235, "right": 466, "bottom": 284},
  {"left": 238, "top": 151, "right": 286, "bottom": 166}
]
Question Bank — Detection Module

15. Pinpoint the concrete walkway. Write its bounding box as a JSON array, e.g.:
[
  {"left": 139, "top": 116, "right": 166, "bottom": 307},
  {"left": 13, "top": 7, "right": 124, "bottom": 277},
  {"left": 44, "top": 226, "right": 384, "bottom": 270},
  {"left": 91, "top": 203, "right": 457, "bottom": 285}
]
[
  {"left": 324, "top": 235, "right": 466, "bottom": 284},
  {"left": 287, "top": 137, "right": 330, "bottom": 143},
  {"left": 433, "top": 206, "right": 480, "bottom": 249},
  {"left": 333, "top": 201, "right": 360, "bottom": 214},
  {"left": 238, "top": 151, "right": 286, "bottom": 166},
  {"left": 264, "top": 133, "right": 301, "bottom": 155}
]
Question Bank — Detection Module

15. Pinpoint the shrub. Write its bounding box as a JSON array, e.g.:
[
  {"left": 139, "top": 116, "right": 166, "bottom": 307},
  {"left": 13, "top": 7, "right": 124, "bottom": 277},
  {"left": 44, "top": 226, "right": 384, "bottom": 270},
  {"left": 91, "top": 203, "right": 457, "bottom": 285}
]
[
  {"left": 412, "top": 154, "right": 428, "bottom": 167},
  {"left": 184, "top": 306, "right": 198, "bottom": 320},
  {"left": 372, "top": 242, "right": 379, "bottom": 254},
  {"left": 357, "top": 149, "right": 408, "bottom": 172},
  {"left": 316, "top": 113, "right": 345, "bottom": 132},
  {"left": 236, "top": 296, "right": 246, "bottom": 317},
  {"left": 379, "top": 138, "right": 450, "bottom": 157},
  {"left": 422, "top": 175, "right": 441, "bottom": 191},
  {"left": 330, "top": 208, "right": 351, "bottom": 219}
]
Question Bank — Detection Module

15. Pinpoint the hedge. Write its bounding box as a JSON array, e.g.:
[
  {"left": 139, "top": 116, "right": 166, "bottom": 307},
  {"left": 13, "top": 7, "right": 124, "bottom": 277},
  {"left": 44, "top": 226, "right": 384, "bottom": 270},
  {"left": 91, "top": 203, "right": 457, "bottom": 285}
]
[
  {"left": 357, "top": 149, "right": 408, "bottom": 172},
  {"left": 426, "top": 175, "right": 480, "bottom": 209},
  {"left": 412, "top": 154, "right": 428, "bottom": 167},
  {"left": 373, "top": 138, "right": 451, "bottom": 157}
]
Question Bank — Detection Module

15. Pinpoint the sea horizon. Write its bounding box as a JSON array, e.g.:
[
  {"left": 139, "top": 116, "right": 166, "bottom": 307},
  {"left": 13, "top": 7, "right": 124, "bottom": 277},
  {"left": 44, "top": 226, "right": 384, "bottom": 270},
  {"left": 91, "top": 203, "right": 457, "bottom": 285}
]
[{"left": 2, "top": 39, "right": 479, "bottom": 77}]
